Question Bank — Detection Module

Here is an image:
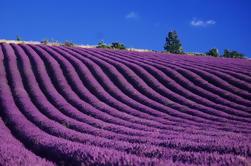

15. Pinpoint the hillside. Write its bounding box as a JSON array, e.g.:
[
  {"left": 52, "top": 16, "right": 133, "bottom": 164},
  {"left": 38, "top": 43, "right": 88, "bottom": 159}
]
[{"left": 0, "top": 43, "right": 251, "bottom": 165}]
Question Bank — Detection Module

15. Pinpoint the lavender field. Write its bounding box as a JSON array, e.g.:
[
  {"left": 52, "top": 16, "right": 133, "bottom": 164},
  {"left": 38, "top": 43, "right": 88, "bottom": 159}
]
[{"left": 0, "top": 42, "right": 251, "bottom": 165}]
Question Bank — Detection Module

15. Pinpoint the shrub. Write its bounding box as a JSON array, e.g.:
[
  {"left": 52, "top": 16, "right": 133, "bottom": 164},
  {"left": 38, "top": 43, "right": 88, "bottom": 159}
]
[
  {"left": 206, "top": 48, "right": 219, "bottom": 57},
  {"left": 223, "top": 49, "right": 245, "bottom": 58},
  {"left": 96, "top": 41, "right": 111, "bottom": 49},
  {"left": 96, "top": 41, "right": 126, "bottom": 50},
  {"left": 111, "top": 42, "right": 126, "bottom": 50}
]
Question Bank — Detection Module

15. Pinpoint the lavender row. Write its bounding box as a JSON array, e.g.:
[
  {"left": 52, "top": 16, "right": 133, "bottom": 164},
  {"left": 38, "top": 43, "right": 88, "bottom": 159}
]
[
  {"left": 127, "top": 50, "right": 251, "bottom": 97},
  {"left": 36, "top": 44, "right": 186, "bottom": 131},
  {"left": 102, "top": 48, "right": 250, "bottom": 111},
  {"left": 17, "top": 44, "right": 235, "bottom": 143},
  {"left": 1, "top": 52, "right": 249, "bottom": 164},
  {"left": 27, "top": 44, "right": 172, "bottom": 133},
  {"left": 67, "top": 47, "right": 231, "bottom": 126},
  {"left": 14, "top": 43, "right": 251, "bottom": 153},
  {"left": 0, "top": 43, "right": 172, "bottom": 165},
  {"left": 142, "top": 56, "right": 251, "bottom": 99},
  {"left": 28, "top": 44, "right": 251, "bottom": 142},
  {"left": 68, "top": 47, "right": 251, "bottom": 131},
  {"left": 105, "top": 49, "right": 251, "bottom": 115},
  {"left": 154, "top": 55, "right": 251, "bottom": 83},
  {"left": 1, "top": 43, "right": 251, "bottom": 165},
  {"left": 86, "top": 48, "right": 251, "bottom": 122},
  {"left": 134, "top": 50, "right": 251, "bottom": 71},
  {"left": 0, "top": 117, "right": 53, "bottom": 166},
  {"left": 1, "top": 43, "right": 249, "bottom": 163},
  {"left": 57, "top": 46, "right": 212, "bottom": 128},
  {"left": 55, "top": 45, "right": 243, "bottom": 131}
]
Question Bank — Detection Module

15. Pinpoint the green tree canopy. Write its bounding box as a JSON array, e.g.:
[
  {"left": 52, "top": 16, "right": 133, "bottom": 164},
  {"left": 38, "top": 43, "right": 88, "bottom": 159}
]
[
  {"left": 97, "top": 41, "right": 126, "bottom": 50},
  {"left": 223, "top": 49, "right": 245, "bottom": 58},
  {"left": 164, "top": 31, "right": 183, "bottom": 54},
  {"left": 111, "top": 42, "right": 126, "bottom": 50},
  {"left": 97, "top": 41, "right": 111, "bottom": 49},
  {"left": 206, "top": 48, "right": 219, "bottom": 57}
]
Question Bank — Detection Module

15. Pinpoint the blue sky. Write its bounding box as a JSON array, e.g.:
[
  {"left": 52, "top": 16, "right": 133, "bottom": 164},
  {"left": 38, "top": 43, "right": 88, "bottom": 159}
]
[{"left": 1, "top": 0, "right": 251, "bottom": 56}]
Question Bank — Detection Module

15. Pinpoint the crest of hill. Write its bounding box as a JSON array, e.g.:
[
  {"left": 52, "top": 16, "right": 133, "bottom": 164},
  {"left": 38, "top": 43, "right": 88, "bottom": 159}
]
[
  {"left": 1, "top": 39, "right": 250, "bottom": 60},
  {"left": 0, "top": 39, "right": 153, "bottom": 53}
]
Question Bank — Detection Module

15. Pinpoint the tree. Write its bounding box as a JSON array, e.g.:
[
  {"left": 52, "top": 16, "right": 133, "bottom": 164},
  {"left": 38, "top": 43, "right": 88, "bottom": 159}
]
[
  {"left": 206, "top": 48, "right": 219, "bottom": 57},
  {"left": 97, "top": 41, "right": 126, "bottom": 50},
  {"left": 164, "top": 31, "right": 183, "bottom": 54},
  {"left": 223, "top": 49, "right": 245, "bottom": 58},
  {"left": 96, "top": 41, "right": 111, "bottom": 49},
  {"left": 111, "top": 42, "right": 126, "bottom": 50}
]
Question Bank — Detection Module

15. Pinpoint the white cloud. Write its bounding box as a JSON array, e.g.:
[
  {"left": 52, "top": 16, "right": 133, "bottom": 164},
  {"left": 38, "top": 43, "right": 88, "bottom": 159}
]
[
  {"left": 190, "top": 18, "right": 216, "bottom": 27},
  {"left": 125, "top": 11, "right": 139, "bottom": 20}
]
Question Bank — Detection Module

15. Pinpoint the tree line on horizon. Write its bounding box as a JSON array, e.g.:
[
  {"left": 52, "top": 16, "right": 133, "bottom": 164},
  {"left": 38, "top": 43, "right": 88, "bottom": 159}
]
[
  {"left": 164, "top": 31, "right": 246, "bottom": 58},
  {"left": 13, "top": 33, "right": 246, "bottom": 58},
  {"left": 96, "top": 31, "right": 246, "bottom": 58}
]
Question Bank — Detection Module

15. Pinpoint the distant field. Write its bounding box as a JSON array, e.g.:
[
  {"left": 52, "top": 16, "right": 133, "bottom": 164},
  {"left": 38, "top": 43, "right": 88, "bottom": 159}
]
[{"left": 0, "top": 43, "right": 251, "bottom": 165}]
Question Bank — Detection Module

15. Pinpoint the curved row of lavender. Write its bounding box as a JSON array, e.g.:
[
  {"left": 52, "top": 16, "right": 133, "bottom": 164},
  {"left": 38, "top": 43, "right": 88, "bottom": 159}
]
[{"left": 0, "top": 42, "right": 250, "bottom": 166}]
